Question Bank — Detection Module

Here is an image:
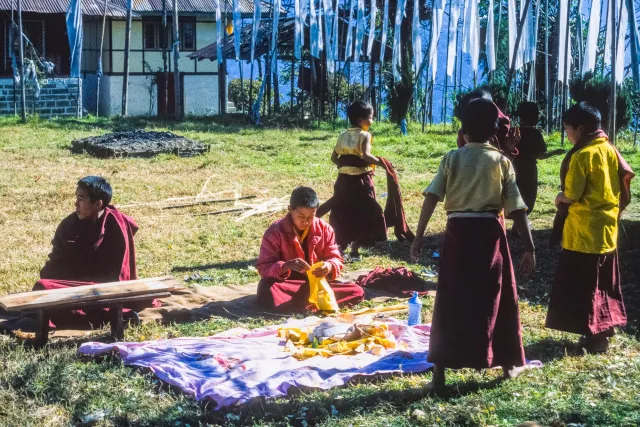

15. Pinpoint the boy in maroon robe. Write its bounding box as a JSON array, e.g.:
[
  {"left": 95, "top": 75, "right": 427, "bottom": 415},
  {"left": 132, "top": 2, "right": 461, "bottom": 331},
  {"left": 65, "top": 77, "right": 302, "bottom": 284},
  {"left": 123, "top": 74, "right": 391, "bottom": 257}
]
[
  {"left": 256, "top": 187, "right": 364, "bottom": 313},
  {"left": 411, "top": 99, "right": 535, "bottom": 391},
  {"left": 33, "top": 176, "right": 144, "bottom": 326}
]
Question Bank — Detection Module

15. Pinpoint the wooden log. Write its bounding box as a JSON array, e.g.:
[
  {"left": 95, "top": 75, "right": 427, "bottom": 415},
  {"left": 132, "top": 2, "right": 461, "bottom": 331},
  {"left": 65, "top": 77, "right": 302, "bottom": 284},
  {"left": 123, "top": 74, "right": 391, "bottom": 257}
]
[{"left": 0, "top": 277, "right": 177, "bottom": 312}]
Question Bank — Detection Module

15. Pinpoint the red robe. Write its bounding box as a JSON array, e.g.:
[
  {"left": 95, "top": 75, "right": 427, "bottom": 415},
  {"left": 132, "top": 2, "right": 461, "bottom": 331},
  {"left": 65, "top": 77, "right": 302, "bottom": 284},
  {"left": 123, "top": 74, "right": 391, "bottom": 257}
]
[
  {"left": 256, "top": 214, "right": 364, "bottom": 312},
  {"left": 33, "top": 206, "right": 154, "bottom": 327}
]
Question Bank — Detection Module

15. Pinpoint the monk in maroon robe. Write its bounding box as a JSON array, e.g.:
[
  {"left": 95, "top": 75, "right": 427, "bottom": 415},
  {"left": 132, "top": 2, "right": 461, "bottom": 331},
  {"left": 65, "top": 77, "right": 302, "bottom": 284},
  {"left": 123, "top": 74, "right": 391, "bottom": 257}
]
[
  {"left": 256, "top": 187, "right": 364, "bottom": 313},
  {"left": 34, "top": 176, "right": 150, "bottom": 327}
]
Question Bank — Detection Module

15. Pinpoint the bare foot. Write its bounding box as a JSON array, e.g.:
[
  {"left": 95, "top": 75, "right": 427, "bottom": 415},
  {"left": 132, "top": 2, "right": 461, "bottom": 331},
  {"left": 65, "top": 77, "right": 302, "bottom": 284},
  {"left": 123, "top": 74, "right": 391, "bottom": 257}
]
[{"left": 503, "top": 365, "right": 526, "bottom": 379}]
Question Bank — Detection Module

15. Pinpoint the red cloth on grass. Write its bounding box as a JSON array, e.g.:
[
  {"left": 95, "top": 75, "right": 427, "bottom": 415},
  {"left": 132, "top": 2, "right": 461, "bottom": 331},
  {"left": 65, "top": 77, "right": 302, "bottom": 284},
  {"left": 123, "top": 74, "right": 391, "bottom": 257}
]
[
  {"left": 256, "top": 214, "right": 364, "bottom": 312},
  {"left": 427, "top": 217, "right": 525, "bottom": 369},
  {"left": 356, "top": 267, "right": 428, "bottom": 295},
  {"left": 379, "top": 158, "right": 414, "bottom": 242}
]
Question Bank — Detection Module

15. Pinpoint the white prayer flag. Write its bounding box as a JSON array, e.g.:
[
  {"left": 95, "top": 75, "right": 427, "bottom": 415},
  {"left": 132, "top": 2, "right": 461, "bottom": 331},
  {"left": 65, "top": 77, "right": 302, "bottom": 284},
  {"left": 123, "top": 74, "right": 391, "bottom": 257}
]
[
  {"left": 345, "top": 0, "right": 356, "bottom": 59},
  {"left": 355, "top": 0, "right": 366, "bottom": 61},
  {"left": 486, "top": 0, "right": 496, "bottom": 71},
  {"left": 412, "top": 0, "right": 423, "bottom": 74},
  {"left": 447, "top": 0, "right": 460, "bottom": 76},
  {"left": 294, "top": 0, "right": 302, "bottom": 59},
  {"left": 380, "top": 0, "right": 389, "bottom": 63},
  {"left": 392, "top": 0, "right": 408, "bottom": 80},
  {"left": 615, "top": 0, "right": 628, "bottom": 83},
  {"left": 429, "top": 0, "right": 445, "bottom": 82},
  {"left": 558, "top": 0, "right": 572, "bottom": 82},
  {"left": 367, "top": 0, "right": 377, "bottom": 57}
]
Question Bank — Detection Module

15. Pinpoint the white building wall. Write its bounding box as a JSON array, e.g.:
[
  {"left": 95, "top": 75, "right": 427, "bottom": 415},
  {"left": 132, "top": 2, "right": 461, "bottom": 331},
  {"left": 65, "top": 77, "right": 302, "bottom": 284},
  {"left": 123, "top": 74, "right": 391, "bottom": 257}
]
[
  {"left": 103, "top": 75, "right": 158, "bottom": 116},
  {"left": 184, "top": 75, "right": 219, "bottom": 116}
]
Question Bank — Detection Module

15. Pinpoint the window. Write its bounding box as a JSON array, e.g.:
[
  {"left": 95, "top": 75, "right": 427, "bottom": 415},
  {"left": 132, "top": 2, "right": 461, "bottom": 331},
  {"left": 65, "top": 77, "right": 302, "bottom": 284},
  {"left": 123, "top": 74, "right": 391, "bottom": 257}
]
[
  {"left": 180, "top": 22, "right": 195, "bottom": 51},
  {"left": 142, "top": 20, "right": 195, "bottom": 51},
  {"left": 143, "top": 21, "right": 160, "bottom": 50}
]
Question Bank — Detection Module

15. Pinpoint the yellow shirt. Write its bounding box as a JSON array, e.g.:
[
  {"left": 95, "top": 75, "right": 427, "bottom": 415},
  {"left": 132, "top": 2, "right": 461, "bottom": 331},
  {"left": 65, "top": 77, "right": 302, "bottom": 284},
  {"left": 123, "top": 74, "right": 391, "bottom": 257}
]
[
  {"left": 562, "top": 138, "right": 620, "bottom": 254},
  {"left": 335, "top": 128, "right": 374, "bottom": 175},
  {"left": 424, "top": 142, "right": 527, "bottom": 214}
]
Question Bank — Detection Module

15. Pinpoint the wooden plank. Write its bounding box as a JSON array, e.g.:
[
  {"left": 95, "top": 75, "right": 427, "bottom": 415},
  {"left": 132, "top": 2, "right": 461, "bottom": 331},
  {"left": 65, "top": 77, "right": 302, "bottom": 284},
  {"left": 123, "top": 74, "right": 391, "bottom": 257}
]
[
  {"left": 0, "top": 277, "right": 178, "bottom": 312},
  {"left": 37, "top": 292, "right": 172, "bottom": 311}
]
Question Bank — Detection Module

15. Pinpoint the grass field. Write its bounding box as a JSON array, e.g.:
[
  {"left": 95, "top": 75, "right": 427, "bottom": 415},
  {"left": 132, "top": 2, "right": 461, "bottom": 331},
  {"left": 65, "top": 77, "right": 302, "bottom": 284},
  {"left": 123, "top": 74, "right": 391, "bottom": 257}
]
[{"left": 0, "top": 115, "right": 639, "bottom": 426}]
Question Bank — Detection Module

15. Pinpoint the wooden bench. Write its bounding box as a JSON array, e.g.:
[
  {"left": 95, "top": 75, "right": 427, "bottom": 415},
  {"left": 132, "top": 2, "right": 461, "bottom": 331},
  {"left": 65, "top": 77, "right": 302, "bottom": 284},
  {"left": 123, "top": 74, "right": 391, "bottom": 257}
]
[{"left": 0, "top": 276, "right": 179, "bottom": 346}]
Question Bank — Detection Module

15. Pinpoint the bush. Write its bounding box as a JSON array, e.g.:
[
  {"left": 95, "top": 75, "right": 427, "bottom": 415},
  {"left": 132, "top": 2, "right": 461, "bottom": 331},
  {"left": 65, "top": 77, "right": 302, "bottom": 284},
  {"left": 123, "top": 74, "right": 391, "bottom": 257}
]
[{"left": 569, "top": 72, "right": 634, "bottom": 132}]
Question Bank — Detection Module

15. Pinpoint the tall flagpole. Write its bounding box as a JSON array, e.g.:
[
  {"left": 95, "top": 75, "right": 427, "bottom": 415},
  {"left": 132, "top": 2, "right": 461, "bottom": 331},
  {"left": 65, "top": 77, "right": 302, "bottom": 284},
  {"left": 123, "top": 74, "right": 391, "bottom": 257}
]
[
  {"left": 122, "top": 0, "right": 133, "bottom": 116},
  {"left": 96, "top": 0, "right": 108, "bottom": 117},
  {"left": 544, "top": 0, "right": 549, "bottom": 133},
  {"left": 17, "top": 0, "right": 26, "bottom": 121},
  {"left": 609, "top": 0, "right": 616, "bottom": 143}
]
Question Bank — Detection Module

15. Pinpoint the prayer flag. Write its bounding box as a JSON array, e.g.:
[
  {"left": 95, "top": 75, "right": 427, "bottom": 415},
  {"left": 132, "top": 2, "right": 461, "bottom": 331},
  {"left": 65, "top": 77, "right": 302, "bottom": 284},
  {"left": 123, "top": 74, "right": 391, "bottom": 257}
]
[
  {"left": 429, "top": 0, "right": 445, "bottom": 82},
  {"left": 294, "top": 0, "right": 302, "bottom": 59},
  {"left": 392, "top": 0, "right": 407, "bottom": 80},
  {"left": 345, "top": 0, "right": 355, "bottom": 59},
  {"left": 323, "top": 0, "right": 335, "bottom": 71},
  {"left": 486, "top": 0, "right": 496, "bottom": 71},
  {"left": 217, "top": 0, "right": 224, "bottom": 63},
  {"left": 508, "top": 0, "right": 516, "bottom": 69},
  {"left": 412, "top": 0, "right": 423, "bottom": 75},
  {"left": 467, "top": 0, "right": 479, "bottom": 73},
  {"left": 318, "top": 0, "right": 324, "bottom": 52},
  {"left": 380, "top": 0, "right": 389, "bottom": 63},
  {"left": 367, "top": 0, "right": 377, "bottom": 57},
  {"left": 558, "top": 0, "right": 571, "bottom": 82},
  {"left": 583, "top": 0, "right": 602, "bottom": 74},
  {"left": 354, "top": 0, "right": 366, "bottom": 62},
  {"left": 615, "top": 0, "right": 628, "bottom": 83},
  {"left": 311, "top": 0, "right": 320, "bottom": 57},
  {"left": 66, "top": 0, "right": 83, "bottom": 78},
  {"left": 447, "top": 0, "right": 460, "bottom": 77},
  {"left": 272, "top": 0, "right": 282, "bottom": 66},
  {"left": 233, "top": 0, "right": 242, "bottom": 59}
]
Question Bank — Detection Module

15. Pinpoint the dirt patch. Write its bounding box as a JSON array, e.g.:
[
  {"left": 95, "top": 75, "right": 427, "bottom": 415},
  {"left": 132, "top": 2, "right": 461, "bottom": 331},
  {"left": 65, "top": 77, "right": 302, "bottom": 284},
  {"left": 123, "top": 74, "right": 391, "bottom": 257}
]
[{"left": 71, "top": 130, "right": 209, "bottom": 158}]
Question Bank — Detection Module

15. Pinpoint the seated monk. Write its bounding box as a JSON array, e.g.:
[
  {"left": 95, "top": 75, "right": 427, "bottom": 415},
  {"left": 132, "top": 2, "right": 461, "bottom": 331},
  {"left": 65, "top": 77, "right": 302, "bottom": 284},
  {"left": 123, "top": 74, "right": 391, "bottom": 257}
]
[
  {"left": 256, "top": 186, "right": 365, "bottom": 313},
  {"left": 33, "top": 176, "right": 148, "bottom": 326}
]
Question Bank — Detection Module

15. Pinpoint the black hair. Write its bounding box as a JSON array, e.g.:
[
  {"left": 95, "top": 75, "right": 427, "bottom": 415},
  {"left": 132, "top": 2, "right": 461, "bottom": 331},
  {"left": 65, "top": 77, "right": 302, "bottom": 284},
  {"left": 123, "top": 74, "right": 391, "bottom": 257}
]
[
  {"left": 289, "top": 186, "right": 320, "bottom": 209},
  {"left": 77, "top": 176, "right": 113, "bottom": 207},
  {"left": 516, "top": 101, "right": 540, "bottom": 126},
  {"left": 346, "top": 100, "right": 374, "bottom": 127},
  {"left": 562, "top": 102, "right": 601, "bottom": 133},
  {"left": 454, "top": 89, "right": 493, "bottom": 120},
  {"left": 461, "top": 98, "right": 500, "bottom": 143}
]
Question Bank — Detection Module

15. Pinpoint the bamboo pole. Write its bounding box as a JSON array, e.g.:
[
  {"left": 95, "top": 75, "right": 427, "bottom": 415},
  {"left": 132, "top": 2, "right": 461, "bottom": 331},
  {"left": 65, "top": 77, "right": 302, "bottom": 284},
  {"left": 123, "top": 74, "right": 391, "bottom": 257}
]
[
  {"left": 560, "top": 2, "right": 570, "bottom": 147},
  {"left": 504, "top": 0, "right": 533, "bottom": 112},
  {"left": 576, "top": 0, "right": 583, "bottom": 71},
  {"left": 626, "top": 0, "right": 639, "bottom": 90},
  {"left": 16, "top": 0, "right": 26, "bottom": 121},
  {"left": 422, "top": 4, "right": 433, "bottom": 133},
  {"left": 162, "top": 0, "right": 168, "bottom": 116},
  {"left": 173, "top": 0, "right": 182, "bottom": 119},
  {"left": 95, "top": 0, "right": 108, "bottom": 118},
  {"left": 544, "top": 0, "right": 549, "bottom": 133},
  {"left": 609, "top": 0, "right": 617, "bottom": 143},
  {"left": 442, "top": 0, "right": 452, "bottom": 124},
  {"left": 122, "top": 0, "right": 133, "bottom": 116}
]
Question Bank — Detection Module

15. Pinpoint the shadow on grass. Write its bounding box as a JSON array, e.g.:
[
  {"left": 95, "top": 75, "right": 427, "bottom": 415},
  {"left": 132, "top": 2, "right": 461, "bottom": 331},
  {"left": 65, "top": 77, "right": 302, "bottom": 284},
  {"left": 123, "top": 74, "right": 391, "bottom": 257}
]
[
  {"left": 171, "top": 259, "right": 258, "bottom": 273},
  {"left": 524, "top": 338, "right": 584, "bottom": 363}
]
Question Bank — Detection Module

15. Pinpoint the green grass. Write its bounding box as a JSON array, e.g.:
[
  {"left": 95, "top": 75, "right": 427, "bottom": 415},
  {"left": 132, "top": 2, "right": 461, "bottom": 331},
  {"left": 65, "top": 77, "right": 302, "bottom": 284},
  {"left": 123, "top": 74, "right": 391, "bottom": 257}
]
[{"left": 0, "top": 115, "right": 639, "bottom": 426}]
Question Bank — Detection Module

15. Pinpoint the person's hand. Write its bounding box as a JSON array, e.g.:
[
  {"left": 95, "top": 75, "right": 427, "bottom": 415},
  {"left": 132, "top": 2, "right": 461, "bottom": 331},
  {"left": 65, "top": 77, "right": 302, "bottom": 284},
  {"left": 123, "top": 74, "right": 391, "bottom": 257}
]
[
  {"left": 506, "top": 127, "right": 521, "bottom": 150},
  {"left": 554, "top": 192, "right": 564, "bottom": 208},
  {"left": 410, "top": 236, "right": 425, "bottom": 263},
  {"left": 283, "top": 258, "right": 311, "bottom": 274},
  {"left": 312, "top": 262, "right": 332, "bottom": 278},
  {"left": 519, "top": 250, "right": 535, "bottom": 277}
]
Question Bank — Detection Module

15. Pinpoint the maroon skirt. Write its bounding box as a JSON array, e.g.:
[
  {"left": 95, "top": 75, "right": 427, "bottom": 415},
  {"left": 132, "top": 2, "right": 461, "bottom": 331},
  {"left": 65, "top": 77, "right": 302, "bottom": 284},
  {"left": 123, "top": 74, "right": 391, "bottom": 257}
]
[
  {"left": 427, "top": 217, "right": 525, "bottom": 369},
  {"left": 257, "top": 277, "right": 365, "bottom": 313},
  {"left": 329, "top": 172, "right": 387, "bottom": 248},
  {"left": 546, "top": 249, "right": 626, "bottom": 336}
]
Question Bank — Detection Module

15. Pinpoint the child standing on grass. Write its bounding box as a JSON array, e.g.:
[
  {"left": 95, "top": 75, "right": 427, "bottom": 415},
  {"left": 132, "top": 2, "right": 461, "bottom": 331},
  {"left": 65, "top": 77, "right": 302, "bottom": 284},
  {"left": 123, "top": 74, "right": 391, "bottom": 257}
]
[
  {"left": 411, "top": 98, "right": 535, "bottom": 391},
  {"left": 512, "top": 102, "right": 564, "bottom": 217},
  {"left": 546, "top": 102, "right": 634, "bottom": 353},
  {"left": 322, "top": 100, "right": 387, "bottom": 260}
]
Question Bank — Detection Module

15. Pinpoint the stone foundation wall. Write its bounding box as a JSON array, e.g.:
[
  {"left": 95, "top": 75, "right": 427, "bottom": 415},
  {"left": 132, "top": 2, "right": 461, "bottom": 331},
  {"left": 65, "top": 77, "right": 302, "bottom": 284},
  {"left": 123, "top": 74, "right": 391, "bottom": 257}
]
[{"left": 0, "top": 78, "right": 82, "bottom": 118}]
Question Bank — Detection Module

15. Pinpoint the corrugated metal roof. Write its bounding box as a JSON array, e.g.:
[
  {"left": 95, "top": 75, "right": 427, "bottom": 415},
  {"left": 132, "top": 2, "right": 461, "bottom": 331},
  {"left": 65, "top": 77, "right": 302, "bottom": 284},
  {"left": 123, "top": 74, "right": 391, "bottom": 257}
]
[
  {"left": 0, "top": 0, "right": 271, "bottom": 16},
  {"left": 0, "top": 0, "right": 131, "bottom": 16},
  {"left": 108, "top": 0, "right": 272, "bottom": 15}
]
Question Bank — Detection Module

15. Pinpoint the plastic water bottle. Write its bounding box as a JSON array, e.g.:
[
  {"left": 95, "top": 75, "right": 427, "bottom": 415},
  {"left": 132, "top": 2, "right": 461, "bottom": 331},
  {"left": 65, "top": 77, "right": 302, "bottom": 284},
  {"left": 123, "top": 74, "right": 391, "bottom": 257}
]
[{"left": 407, "top": 292, "right": 422, "bottom": 326}]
